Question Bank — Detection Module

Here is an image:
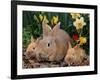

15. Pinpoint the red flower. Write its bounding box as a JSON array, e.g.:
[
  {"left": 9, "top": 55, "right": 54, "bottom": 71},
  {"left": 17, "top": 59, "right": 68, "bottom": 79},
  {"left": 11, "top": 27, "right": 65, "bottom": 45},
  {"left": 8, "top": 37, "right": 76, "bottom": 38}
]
[{"left": 73, "top": 34, "right": 78, "bottom": 41}]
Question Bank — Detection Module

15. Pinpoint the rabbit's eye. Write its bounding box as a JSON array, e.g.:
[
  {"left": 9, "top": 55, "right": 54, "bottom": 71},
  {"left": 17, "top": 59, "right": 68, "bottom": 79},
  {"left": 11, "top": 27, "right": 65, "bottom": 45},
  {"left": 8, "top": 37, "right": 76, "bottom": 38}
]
[
  {"left": 48, "top": 43, "right": 50, "bottom": 47},
  {"left": 33, "top": 47, "right": 35, "bottom": 49}
]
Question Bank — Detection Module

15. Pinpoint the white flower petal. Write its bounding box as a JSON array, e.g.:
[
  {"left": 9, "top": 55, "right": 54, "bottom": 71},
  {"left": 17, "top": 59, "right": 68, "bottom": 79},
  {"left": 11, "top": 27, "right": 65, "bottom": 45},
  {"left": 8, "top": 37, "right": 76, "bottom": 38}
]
[
  {"left": 80, "top": 17, "right": 84, "bottom": 21},
  {"left": 73, "top": 22, "right": 76, "bottom": 26},
  {"left": 76, "top": 18, "right": 79, "bottom": 22}
]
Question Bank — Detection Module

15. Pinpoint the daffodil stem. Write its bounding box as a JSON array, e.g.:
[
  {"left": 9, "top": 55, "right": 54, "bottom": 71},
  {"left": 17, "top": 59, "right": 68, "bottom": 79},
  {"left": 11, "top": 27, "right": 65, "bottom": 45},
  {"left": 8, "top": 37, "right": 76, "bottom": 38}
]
[{"left": 79, "top": 29, "right": 82, "bottom": 37}]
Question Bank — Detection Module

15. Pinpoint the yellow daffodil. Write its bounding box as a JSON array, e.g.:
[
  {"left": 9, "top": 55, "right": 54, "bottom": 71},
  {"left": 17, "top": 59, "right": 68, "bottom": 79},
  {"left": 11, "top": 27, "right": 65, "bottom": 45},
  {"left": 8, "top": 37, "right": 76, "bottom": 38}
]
[
  {"left": 53, "top": 16, "right": 58, "bottom": 24},
  {"left": 51, "top": 16, "right": 59, "bottom": 26},
  {"left": 71, "top": 13, "right": 81, "bottom": 19},
  {"left": 39, "top": 14, "right": 49, "bottom": 23},
  {"left": 43, "top": 15, "right": 49, "bottom": 24},
  {"left": 79, "top": 36, "right": 87, "bottom": 45},
  {"left": 39, "top": 14, "right": 43, "bottom": 21},
  {"left": 73, "top": 17, "right": 86, "bottom": 30}
]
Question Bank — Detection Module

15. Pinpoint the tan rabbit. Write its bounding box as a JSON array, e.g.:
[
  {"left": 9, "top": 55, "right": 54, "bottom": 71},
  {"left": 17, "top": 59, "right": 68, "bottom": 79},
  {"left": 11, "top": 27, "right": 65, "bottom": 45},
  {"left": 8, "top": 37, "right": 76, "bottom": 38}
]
[
  {"left": 24, "top": 36, "right": 40, "bottom": 59},
  {"left": 35, "top": 20, "right": 71, "bottom": 62},
  {"left": 64, "top": 43, "right": 88, "bottom": 66}
]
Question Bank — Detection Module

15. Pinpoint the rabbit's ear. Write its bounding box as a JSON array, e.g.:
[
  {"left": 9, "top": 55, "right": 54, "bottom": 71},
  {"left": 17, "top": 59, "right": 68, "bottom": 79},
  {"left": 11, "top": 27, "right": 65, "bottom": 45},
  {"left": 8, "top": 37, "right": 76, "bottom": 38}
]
[
  {"left": 31, "top": 36, "right": 36, "bottom": 42},
  {"left": 68, "top": 41, "right": 72, "bottom": 49},
  {"left": 42, "top": 20, "right": 51, "bottom": 36},
  {"left": 36, "top": 37, "right": 41, "bottom": 44},
  {"left": 74, "top": 44, "right": 79, "bottom": 49},
  {"left": 53, "top": 22, "right": 61, "bottom": 30}
]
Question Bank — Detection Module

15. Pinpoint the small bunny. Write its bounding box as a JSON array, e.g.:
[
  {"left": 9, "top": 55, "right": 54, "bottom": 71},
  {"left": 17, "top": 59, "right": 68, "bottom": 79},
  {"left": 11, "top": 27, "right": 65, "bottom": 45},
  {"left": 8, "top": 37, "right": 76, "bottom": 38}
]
[
  {"left": 24, "top": 36, "right": 40, "bottom": 59},
  {"left": 64, "top": 43, "right": 88, "bottom": 66},
  {"left": 35, "top": 20, "right": 71, "bottom": 62}
]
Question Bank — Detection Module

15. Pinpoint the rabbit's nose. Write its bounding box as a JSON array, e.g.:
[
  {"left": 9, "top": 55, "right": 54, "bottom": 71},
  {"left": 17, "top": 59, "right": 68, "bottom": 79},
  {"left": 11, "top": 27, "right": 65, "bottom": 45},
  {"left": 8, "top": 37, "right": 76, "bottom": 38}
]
[
  {"left": 24, "top": 51, "right": 35, "bottom": 59},
  {"left": 24, "top": 52, "right": 26, "bottom": 56},
  {"left": 24, "top": 52, "right": 28, "bottom": 57},
  {"left": 24, "top": 52, "right": 30, "bottom": 59}
]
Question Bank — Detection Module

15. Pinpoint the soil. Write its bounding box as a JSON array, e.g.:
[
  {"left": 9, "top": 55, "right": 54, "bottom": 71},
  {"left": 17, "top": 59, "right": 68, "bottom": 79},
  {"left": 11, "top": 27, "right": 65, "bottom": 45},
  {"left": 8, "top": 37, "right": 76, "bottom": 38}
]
[
  {"left": 22, "top": 49, "right": 89, "bottom": 69},
  {"left": 23, "top": 54, "right": 67, "bottom": 68}
]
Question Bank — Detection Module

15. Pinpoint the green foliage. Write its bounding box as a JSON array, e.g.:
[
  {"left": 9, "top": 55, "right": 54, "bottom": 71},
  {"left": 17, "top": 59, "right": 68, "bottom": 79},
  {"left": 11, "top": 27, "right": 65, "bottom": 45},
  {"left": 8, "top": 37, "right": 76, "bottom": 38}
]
[{"left": 23, "top": 27, "right": 31, "bottom": 48}]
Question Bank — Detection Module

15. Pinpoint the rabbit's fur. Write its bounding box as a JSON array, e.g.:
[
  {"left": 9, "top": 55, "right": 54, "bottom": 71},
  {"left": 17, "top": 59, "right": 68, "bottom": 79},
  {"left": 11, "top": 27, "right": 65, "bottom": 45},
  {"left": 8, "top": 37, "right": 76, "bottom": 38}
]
[
  {"left": 35, "top": 21, "right": 71, "bottom": 62},
  {"left": 25, "top": 37, "right": 40, "bottom": 59},
  {"left": 64, "top": 43, "right": 88, "bottom": 66}
]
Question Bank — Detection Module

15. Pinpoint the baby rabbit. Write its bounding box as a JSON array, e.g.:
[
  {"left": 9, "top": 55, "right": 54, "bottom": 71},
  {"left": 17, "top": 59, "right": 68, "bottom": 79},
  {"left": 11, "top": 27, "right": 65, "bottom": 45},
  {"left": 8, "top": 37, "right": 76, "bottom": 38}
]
[
  {"left": 64, "top": 42, "right": 88, "bottom": 66},
  {"left": 35, "top": 20, "right": 71, "bottom": 62},
  {"left": 24, "top": 36, "right": 40, "bottom": 59}
]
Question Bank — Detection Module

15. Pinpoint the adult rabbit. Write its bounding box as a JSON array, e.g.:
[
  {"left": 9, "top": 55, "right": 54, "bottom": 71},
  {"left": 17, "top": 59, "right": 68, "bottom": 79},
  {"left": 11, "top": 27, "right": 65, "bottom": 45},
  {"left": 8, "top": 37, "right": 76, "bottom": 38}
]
[{"left": 35, "top": 20, "right": 71, "bottom": 62}]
